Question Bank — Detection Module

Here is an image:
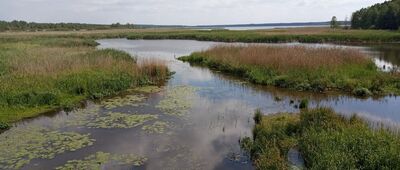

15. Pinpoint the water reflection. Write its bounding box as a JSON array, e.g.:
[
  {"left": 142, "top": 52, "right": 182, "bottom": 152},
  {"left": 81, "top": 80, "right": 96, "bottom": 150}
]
[{"left": 3, "top": 39, "right": 400, "bottom": 170}]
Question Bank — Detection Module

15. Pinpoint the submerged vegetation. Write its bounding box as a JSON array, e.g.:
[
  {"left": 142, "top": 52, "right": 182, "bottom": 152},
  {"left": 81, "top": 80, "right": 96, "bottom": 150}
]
[
  {"left": 179, "top": 45, "right": 400, "bottom": 96},
  {"left": 156, "top": 86, "right": 197, "bottom": 117},
  {"left": 242, "top": 108, "right": 400, "bottom": 169},
  {"left": 0, "top": 36, "right": 169, "bottom": 123},
  {"left": 0, "top": 125, "right": 95, "bottom": 169},
  {"left": 55, "top": 151, "right": 147, "bottom": 170}
]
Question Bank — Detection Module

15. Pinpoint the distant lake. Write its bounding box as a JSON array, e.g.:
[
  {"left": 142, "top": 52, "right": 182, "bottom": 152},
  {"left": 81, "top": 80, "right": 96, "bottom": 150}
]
[{"left": 195, "top": 24, "right": 329, "bottom": 31}]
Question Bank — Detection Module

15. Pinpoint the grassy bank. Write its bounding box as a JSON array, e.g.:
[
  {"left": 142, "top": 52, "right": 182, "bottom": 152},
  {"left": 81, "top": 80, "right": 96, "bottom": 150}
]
[
  {"left": 179, "top": 45, "right": 400, "bottom": 96},
  {"left": 2, "top": 27, "right": 400, "bottom": 44},
  {"left": 241, "top": 108, "right": 400, "bottom": 169},
  {"left": 125, "top": 28, "right": 400, "bottom": 43},
  {"left": 0, "top": 36, "right": 169, "bottom": 124}
]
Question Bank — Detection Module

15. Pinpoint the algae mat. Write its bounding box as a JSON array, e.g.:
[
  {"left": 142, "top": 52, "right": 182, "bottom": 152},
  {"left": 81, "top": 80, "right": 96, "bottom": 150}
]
[
  {"left": 55, "top": 152, "right": 147, "bottom": 170},
  {"left": 156, "top": 86, "right": 197, "bottom": 117},
  {"left": 0, "top": 126, "right": 95, "bottom": 169}
]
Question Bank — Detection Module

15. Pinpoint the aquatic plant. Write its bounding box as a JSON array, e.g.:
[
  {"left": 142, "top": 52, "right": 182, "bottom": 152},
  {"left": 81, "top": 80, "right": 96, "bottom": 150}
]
[
  {"left": 0, "top": 121, "right": 10, "bottom": 130},
  {"left": 101, "top": 94, "right": 147, "bottom": 109},
  {"left": 253, "top": 109, "right": 263, "bottom": 124},
  {"left": 0, "top": 126, "right": 95, "bottom": 169},
  {"left": 156, "top": 86, "right": 197, "bottom": 117},
  {"left": 299, "top": 99, "right": 309, "bottom": 109},
  {"left": 55, "top": 151, "right": 147, "bottom": 170},
  {"left": 86, "top": 112, "right": 158, "bottom": 129},
  {"left": 131, "top": 86, "right": 163, "bottom": 93},
  {"left": 352, "top": 87, "right": 372, "bottom": 97},
  {"left": 142, "top": 121, "right": 170, "bottom": 134}
]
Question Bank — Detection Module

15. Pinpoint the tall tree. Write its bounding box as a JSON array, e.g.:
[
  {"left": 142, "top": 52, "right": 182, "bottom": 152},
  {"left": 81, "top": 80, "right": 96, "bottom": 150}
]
[
  {"left": 330, "top": 16, "right": 339, "bottom": 29},
  {"left": 352, "top": 0, "right": 400, "bottom": 30}
]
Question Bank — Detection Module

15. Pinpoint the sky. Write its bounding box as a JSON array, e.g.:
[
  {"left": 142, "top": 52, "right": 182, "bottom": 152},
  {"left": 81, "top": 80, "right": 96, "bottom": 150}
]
[{"left": 0, "top": 0, "right": 387, "bottom": 25}]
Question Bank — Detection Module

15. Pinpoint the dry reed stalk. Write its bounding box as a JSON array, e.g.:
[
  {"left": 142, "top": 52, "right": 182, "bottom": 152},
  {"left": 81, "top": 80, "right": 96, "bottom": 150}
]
[{"left": 200, "top": 45, "right": 369, "bottom": 72}]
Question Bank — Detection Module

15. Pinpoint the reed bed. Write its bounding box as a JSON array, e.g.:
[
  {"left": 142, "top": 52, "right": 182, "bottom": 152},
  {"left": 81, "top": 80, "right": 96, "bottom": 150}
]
[
  {"left": 197, "top": 45, "right": 369, "bottom": 72},
  {"left": 179, "top": 45, "right": 400, "bottom": 96}
]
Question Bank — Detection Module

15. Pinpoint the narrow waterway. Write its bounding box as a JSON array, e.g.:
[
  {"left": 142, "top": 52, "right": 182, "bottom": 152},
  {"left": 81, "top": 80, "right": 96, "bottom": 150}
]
[{"left": 1, "top": 39, "right": 399, "bottom": 170}]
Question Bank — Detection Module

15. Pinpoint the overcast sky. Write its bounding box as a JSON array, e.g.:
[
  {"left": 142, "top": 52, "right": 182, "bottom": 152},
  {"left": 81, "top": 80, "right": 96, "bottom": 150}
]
[{"left": 0, "top": 0, "right": 387, "bottom": 25}]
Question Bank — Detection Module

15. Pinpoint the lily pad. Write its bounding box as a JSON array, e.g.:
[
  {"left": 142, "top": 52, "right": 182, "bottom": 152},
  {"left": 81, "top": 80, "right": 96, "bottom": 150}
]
[{"left": 55, "top": 151, "right": 147, "bottom": 170}]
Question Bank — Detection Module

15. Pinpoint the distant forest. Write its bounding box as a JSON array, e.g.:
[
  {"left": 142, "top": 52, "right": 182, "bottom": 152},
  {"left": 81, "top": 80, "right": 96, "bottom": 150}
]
[
  {"left": 0, "top": 20, "right": 136, "bottom": 32},
  {"left": 352, "top": 0, "right": 400, "bottom": 30}
]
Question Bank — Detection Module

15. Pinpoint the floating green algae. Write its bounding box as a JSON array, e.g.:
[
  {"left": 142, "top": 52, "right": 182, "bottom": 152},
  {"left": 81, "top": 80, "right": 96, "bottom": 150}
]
[
  {"left": 156, "top": 86, "right": 197, "bottom": 117},
  {"left": 158, "top": 145, "right": 205, "bottom": 170},
  {"left": 55, "top": 151, "right": 147, "bottom": 170},
  {"left": 101, "top": 94, "right": 147, "bottom": 109},
  {"left": 131, "top": 86, "right": 163, "bottom": 93},
  {"left": 142, "top": 121, "right": 170, "bottom": 134},
  {"left": 86, "top": 112, "right": 158, "bottom": 129},
  {"left": 64, "top": 104, "right": 157, "bottom": 129},
  {"left": 64, "top": 105, "right": 102, "bottom": 127},
  {"left": 0, "top": 126, "right": 95, "bottom": 170}
]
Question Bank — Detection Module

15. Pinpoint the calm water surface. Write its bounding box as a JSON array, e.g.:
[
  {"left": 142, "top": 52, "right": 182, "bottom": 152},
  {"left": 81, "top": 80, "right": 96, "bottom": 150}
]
[{"left": 3, "top": 39, "right": 400, "bottom": 170}]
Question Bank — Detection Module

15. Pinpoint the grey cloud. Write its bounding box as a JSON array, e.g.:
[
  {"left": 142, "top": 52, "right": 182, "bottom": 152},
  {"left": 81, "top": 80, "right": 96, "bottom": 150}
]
[{"left": 0, "top": 0, "right": 386, "bottom": 25}]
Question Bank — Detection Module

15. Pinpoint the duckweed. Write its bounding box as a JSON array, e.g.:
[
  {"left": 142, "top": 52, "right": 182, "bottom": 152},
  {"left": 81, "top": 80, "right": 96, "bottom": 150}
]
[
  {"left": 55, "top": 151, "right": 147, "bottom": 170},
  {"left": 101, "top": 94, "right": 147, "bottom": 109},
  {"left": 0, "top": 126, "right": 94, "bottom": 169},
  {"left": 86, "top": 112, "right": 158, "bottom": 129},
  {"left": 156, "top": 86, "right": 197, "bottom": 117},
  {"left": 142, "top": 121, "right": 170, "bottom": 134}
]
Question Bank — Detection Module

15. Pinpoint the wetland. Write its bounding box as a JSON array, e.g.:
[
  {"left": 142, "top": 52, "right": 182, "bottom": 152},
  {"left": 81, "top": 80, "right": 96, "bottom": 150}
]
[{"left": 0, "top": 38, "right": 400, "bottom": 169}]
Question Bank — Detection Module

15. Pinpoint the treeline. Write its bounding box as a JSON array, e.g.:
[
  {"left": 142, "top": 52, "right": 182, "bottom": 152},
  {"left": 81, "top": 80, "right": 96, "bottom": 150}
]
[
  {"left": 0, "top": 20, "right": 136, "bottom": 32},
  {"left": 352, "top": 0, "right": 400, "bottom": 30}
]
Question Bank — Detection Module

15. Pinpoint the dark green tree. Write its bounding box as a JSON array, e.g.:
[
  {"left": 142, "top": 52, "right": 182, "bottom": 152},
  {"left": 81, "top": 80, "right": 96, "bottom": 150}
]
[{"left": 330, "top": 16, "right": 339, "bottom": 29}]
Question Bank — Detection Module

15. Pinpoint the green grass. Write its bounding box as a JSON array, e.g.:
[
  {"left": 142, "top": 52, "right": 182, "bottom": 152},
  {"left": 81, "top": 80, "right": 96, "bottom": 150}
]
[
  {"left": 242, "top": 108, "right": 400, "bottom": 169},
  {"left": 2, "top": 27, "right": 400, "bottom": 44},
  {"left": 125, "top": 28, "right": 400, "bottom": 43},
  {"left": 179, "top": 45, "right": 400, "bottom": 96},
  {"left": 0, "top": 36, "right": 169, "bottom": 123}
]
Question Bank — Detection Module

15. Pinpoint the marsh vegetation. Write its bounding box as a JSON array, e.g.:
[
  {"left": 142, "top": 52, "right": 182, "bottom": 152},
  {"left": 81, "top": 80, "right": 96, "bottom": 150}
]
[
  {"left": 179, "top": 45, "right": 400, "bottom": 96},
  {"left": 241, "top": 108, "right": 400, "bottom": 169},
  {"left": 0, "top": 29, "right": 399, "bottom": 169},
  {"left": 0, "top": 36, "right": 169, "bottom": 123}
]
